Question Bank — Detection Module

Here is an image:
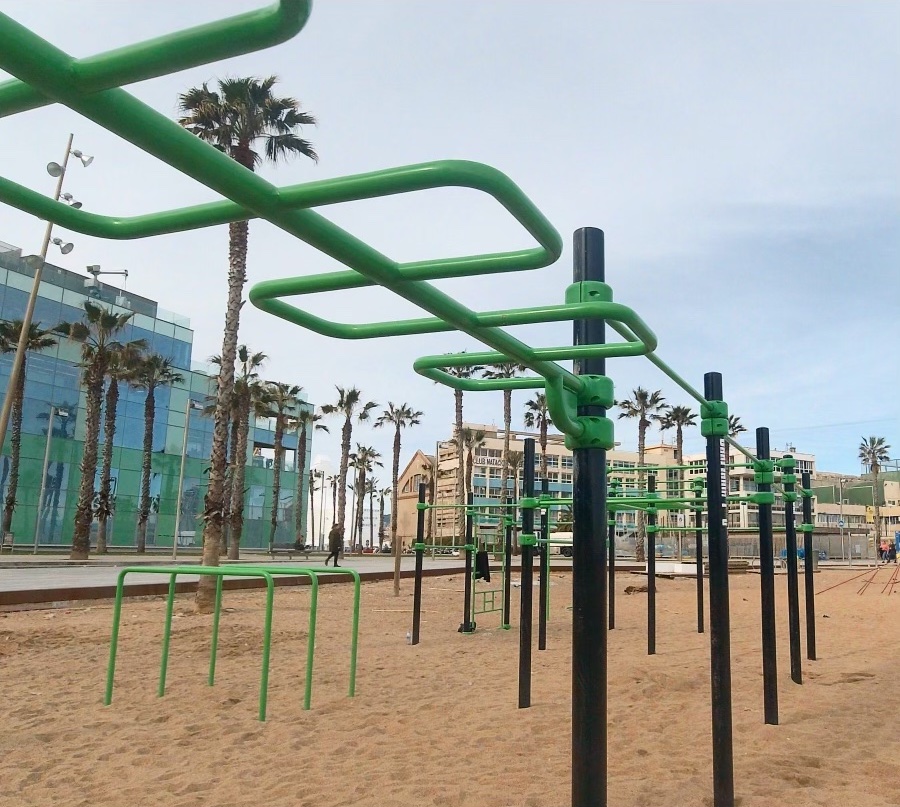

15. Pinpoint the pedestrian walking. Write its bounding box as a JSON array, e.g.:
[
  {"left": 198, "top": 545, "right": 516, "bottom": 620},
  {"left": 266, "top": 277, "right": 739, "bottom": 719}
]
[{"left": 325, "top": 524, "right": 342, "bottom": 567}]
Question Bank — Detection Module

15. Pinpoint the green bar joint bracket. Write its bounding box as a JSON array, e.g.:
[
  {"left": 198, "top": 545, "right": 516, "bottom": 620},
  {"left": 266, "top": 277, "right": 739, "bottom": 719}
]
[
  {"left": 413, "top": 542, "right": 427, "bottom": 551},
  {"left": 782, "top": 492, "right": 798, "bottom": 503},
  {"left": 463, "top": 544, "right": 476, "bottom": 551},
  {"left": 700, "top": 400, "right": 729, "bottom": 438},
  {"left": 800, "top": 489, "right": 814, "bottom": 499},
  {"left": 519, "top": 534, "right": 538, "bottom": 547},
  {"left": 754, "top": 460, "right": 775, "bottom": 484},
  {"left": 416, "top": 502, "right": 429, "bottom": 511},
  {"left": 799, "top": 524, "right": 815, "bottom": 533},
  {"left": 750, "top": 492, "right": 776, "bottom": 506},
  {"left": 518, "top": 497, "right": 539, "bottom": 510},
  {"left": 781, "top": 473, "right": 797, "bottom": 486},
  {"left": 646, "top": 525, "right": 660, "bottom": 535}
]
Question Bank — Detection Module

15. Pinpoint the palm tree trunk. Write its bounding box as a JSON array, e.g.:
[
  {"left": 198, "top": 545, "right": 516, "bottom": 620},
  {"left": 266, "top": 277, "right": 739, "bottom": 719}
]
[
  {"left": 378, "top": 493, "right": 385, "bottom": 548},
  {"left": 136, "top": 385, "right": 155, "bottom": 553},
  {"left": 635, "top": 420, "right": 647, "bottom": 562},
  {"left": 1, "top": 359, "right": 26, "bottom": 536},
  {"left": 197, "top": 220, "right": 245, "bottom": 609},
  {"left": 96, "top": 378, "right": 119, "bottom": 553},
  {"left": 307, "top": 471, "right": 315, "bottom": 547},
  {"left": 295, "top": 424, "right": 309, "bottom": 542},
  {"left": 268, "top": 417, "right": 284, "bottom": 551},
  {"left": 391, "top": 426, "right": 402, "bottom": 595},
  {"left": 71, "top": 363, "right": 105, "bottom": 559},
  {"left": 454, "top": 389, "right": 464, "bottom": 541},
  {"left": 227, "top": 397, "right": 250, "bottom": 560},
  {"left": 539, "top": 420, "right": 548, "bottom": 480},
  {"left": 337, "top": 416, "right": 352, "bottom": 536},
  {"left": 221, "top": 413, "right": 239, "bottom": 556},
  {"left": 368, "top": 488, "right": 374, "bottom": 549},
  {"left": 355, "top": 467, "right": 366, "bottom": 548}
]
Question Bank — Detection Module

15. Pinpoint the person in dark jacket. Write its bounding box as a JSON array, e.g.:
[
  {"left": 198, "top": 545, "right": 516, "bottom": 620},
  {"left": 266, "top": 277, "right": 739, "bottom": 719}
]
[{"left": 325, "top": 524, "right": 342, "bottom": 567}]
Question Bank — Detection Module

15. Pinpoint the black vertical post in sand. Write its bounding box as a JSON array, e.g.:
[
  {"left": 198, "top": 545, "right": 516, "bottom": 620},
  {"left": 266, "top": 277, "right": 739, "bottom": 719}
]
[
  {"left": 411, "top": 482, "right": 426, "bottom": 645},
  {"left": 801, "top": 471, "right": 817, "bottom": 661},
  {"left": 693, "top": 478, "right": 705, "bottom": 634},
  {"left": 459, "top": 492, "right": 476, "bottom": 634},
  {"left": 502, "top": 518, "right": 513, "bottom": 630},
  {"left": 781, "top": 456, "right": 802, "bottom": 685},
  {"left": 608, "top": 477, "right": 619, "bottom": 630},
  {"left": 518, "top": 438, "right": 536, "bottom": 708},
  {"left": 647, "top": 474, "right": 657, "bottom": 655},
  {"left": 538, "top": 476, "right": 549, "bottom": 651},
  {"left": 756, "top": 427, "right": 779, "bottom": 725},
  {"left": 571, "top": 227, "right": 608, "bottom": 807},
  {"left": 703, "top": 373, "right": 735, "bottom": 807}
]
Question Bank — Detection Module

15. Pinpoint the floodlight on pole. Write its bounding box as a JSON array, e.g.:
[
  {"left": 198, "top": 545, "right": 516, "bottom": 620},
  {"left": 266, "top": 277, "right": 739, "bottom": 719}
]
[
  {"left": 0, "top": 133, "right": 92, "bottom": 457},
  {"left": 60, "top": 192, "right": 82, "bottom": 209},
  {"left": 71, "top": 149, "right": 93, "bottom": 167},
  {"left": 50, "top": 237, "right": 73, "bottom": 254}
]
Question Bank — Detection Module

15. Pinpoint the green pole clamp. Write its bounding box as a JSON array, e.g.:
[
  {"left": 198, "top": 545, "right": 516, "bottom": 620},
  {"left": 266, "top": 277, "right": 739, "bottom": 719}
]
[
  {"left": 782, "top": 492, "right": 798, "bottom": 503},
  {"left": 800, "top": 488, "right": 814, "bottom": 499},
  {"left": 607, "top": 519, "right": 616, "bottom": 527},
  {"left": 520, "top": 533, "right": 538, "bottom": 547},
  {"left": 465, "top": 508, "right": 478, "bottom": 517},
  {"left": 518, "top": 496, "right": 539, "bottom": 510},
  {"left": 503, "top": 517, "right": 514, "bottom": 527},
  {"left": 798, "top": 524, "right": 814, "bottom": 533},
  {"left": 463, "top": 543, "right": 476, "bottom": 552},
  {"left": 753, "top": 460, "right": 775, "bottom": 485},
  {"left": 700, "top": 400, "right": 729, "bottom": 438},
  {"left": 416, "top": 502, "right": 429, "bottom": 511},
  {"left": 776, "top": 456, "right": 796, "bottom": 471},
  {"left": 646, "top": 524, "right": 660, "bottom": 535},
  {"left": 413, "top": 542, "right": 427, "bottom": 551},
  {"left": 780, "top": 473, "right": 797, "bottom": 486},
  {"left": 749, "top": 492, "right": 776, "bottom": 506}
]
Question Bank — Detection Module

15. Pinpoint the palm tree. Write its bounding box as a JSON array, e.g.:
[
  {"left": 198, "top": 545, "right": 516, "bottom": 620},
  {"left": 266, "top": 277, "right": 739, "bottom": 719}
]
[
  {"left": 292, "top": 408, "right": 328, "bottom": 545},
  {"left": 0, "top": 321, "right": 58, "bottom": 537},
  {"left": 325, "top": 473, "right": 338, "bottom": 549},
  {"left": 375, "top": 402, "right": 423, "bottom": 595},
  {"left": 859, "top": 436, "right": 891, "bottom": 550},
  {"left": 659, "top": 404, "right": 697, "bottom": 560},
  {"left": 349, "top": 444, "right": 383, "bottom": 552},
  {"left": 96, "top": 344, "right": 143, "bottom": 553},
  {"left": 130, "top": 354, "right": 184, "bottom": 552},
  {"left": 482, "top": 363, "right": 525, "bottom": 515},
  {"left": 523, "top": 392, "right": 552, "bottom": 480},
  {"left": 321, "top": 387, "right": 378, "bottom": 537},
  {"left": 442, "top": 357, "right": 483, "bottom": 540},
  {"left": 225, "top": 347, "right": 267, "bottom": 559},
  {"left": 178, "top": 77, "right": 317, "bottom": 610},
  {"left": 260, "top": 382, "right": 302, "bottom": 551},
  {"left": 616, "top": 387, "right": 667, "bottom": 561},
  {"left": 461, "top": 428, "right": 487, "bottom": 503},
  {"left": 378, "top": 486, "right": 391, "bottom": 547},
  {"left": 56, "top": 302, "right": 136, "bottom": 560}
]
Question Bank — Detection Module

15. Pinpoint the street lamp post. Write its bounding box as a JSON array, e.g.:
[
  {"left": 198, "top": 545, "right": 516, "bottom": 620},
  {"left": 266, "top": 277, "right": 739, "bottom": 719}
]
[
  {"left": 33, "top": 405, "right": 68, "bottom": 554},
  {"left": 0, "top": 134, "right": 91, "bottom": 454},
  {"left": 172, "top": 399, "right": 203, "bottom": 560},
  {"left": 318, "top": 470, "right": 326, "bottom": 549}
]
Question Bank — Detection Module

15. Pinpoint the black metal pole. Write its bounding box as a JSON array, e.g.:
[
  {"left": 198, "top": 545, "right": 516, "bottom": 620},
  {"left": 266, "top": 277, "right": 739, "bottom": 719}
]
[
  {"left": 608, "top": 477, "right": 619, "bottom": 630},
  {"left": 694, "top": 479, "right": 705, "bottom": 634},
  {"left": 782, "top": 456, "right": 802, "bottom": 685},
  {"left": 756, "top": 427, "right": 779, "bottom": 725},
  {"left": 704, "top": 373, "right": 734, "bottom": 807},
  {"left": 571, "top": 227, "right": 608, "bottom": 807},
  {"left": 459, "top": 492, "right": 476, "bottom": 634},
  {"left": 503, "top": 518, "right": 512, "bottom": 629},
  {"left": 411, "top": 482, "right": 426, "bottom": 645},
  {"left": 539, "top": 476, "right": 549, "bottom": 651},
  {"left": 647, "top": 474, "right": 657, "bottom": 656},
  {"left": 518, "top": 438, "right": 536, "bottom": 708},
  {"left": 801, "top": 471, "right": 817, "bottom": 661}
]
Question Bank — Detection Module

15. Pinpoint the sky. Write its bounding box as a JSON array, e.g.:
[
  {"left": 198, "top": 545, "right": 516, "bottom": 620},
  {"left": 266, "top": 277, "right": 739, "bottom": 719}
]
[{"left": 0, "top": 0, "right": 897, "bottom": 486}]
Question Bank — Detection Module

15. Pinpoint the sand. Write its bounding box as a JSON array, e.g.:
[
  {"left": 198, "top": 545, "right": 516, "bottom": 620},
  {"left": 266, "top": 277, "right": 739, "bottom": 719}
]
[{"left": 1, "top": 565, "right": 898, "bottom": 807}]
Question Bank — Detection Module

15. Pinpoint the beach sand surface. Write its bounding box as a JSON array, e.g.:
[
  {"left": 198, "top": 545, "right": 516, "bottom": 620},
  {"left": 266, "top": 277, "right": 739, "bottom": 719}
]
[{"left": 1, "top": 566, "right": 898, "bottom": 807}]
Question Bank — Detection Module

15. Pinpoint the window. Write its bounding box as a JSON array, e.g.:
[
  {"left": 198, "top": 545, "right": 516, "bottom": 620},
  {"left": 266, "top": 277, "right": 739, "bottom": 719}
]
[{"left": 561, "top": 456, "right": 573, "bottom": 469}]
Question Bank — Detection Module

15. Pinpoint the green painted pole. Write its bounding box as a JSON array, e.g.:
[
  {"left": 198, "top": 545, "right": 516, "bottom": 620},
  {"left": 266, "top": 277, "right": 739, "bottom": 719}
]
[
  {"left": 104, "top": 569, "right": 128, "bottom": 706},
  {"left": 259, "top": 574, "right": 275, "bottom": 721},
  {"left": 303, "top": 574, "right": 319, "bottom": 710},
  {"left": 159, "top": 573, "right": 177, "bottom": 697},
  {"left": 208, "top": 573, "right": 224, "bottom": 686}
]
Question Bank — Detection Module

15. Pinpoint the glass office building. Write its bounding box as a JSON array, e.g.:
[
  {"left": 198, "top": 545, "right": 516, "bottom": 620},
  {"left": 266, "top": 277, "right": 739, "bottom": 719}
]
[{"left": 0, "top": 241, "right": 313, "bottom": 550}]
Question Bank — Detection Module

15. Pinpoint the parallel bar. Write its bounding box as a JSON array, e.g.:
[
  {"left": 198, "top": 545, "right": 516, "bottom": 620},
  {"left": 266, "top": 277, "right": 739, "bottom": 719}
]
[
  {"left": 705, "top": 373, "right": 735, "bottom": 807},
  {"left": 159, "top": 573, "right": 177, "bottom": 697},
  {"left": 411, "top": 483, "right": 426, "bottom": 644},
  {"left": 518, "top": 438, "right": 536, "bottom": 708},
  {"left": 756, "top": 427, "right": 779, "bottom": 725},
  {"left": 801, "top": 472, "right": 817, "bottom": 661},
  {"left": 647, "top": 475, "right": 657, "bottom": 656},
  {"left": 209, "top": 574, "right": 224, "bottom": 685},
  {"left": 571, "top": 227, "right": 608, "bottom": 807},
  {"left": 538, "top": 476, "right": 549, "bottom": 651},
  {"left": 502, "top": 520, "right": 512, "bottom": 629},
  {"left": 782, "top": 458, "right": 802, "bottom": 685},
  {"left": 460, "top": 492, "right": 475, "bottom": 633},
  {"left": 695, "top": 484, "right": 705, "bottom": 634}
]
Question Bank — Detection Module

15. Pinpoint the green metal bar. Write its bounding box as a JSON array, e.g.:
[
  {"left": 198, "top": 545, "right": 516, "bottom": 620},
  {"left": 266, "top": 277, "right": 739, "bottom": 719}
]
[
  {"left": 0, "top": 1, "right": 312, "bottom": 117},
  {"left": 104, "top": 569, "right": 128, "bottom": 706},
  {"left": 303, "top": 575, "right": 319, "bottom": 710},
  {"left": 208, "top": 573, "right": 224, "bottom": 686},
  {"left": 259, "top": 574, "right": 275, "bottom": 721},
  {"left": 159, "top": 573, "right": 177, "bottom": 697}
]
